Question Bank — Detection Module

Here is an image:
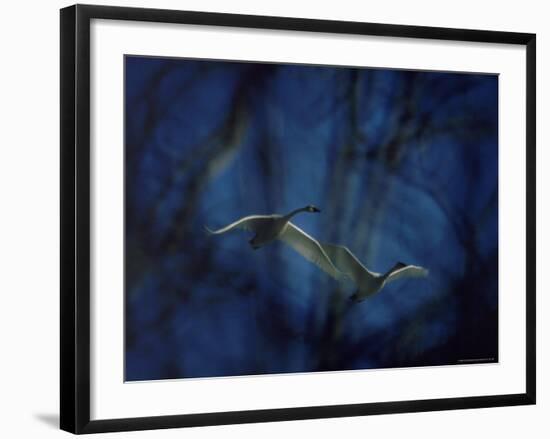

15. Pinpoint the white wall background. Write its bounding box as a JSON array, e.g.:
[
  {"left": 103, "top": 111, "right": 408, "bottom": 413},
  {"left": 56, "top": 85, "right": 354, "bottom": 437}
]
[{"left": 0, "top": 0, "right": 546, "bottom": 437}]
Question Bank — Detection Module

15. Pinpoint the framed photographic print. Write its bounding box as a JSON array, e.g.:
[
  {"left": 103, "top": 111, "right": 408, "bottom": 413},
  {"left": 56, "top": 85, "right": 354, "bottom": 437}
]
[{"left": 60, "top": 4, "right": 536, "bottom": 434}]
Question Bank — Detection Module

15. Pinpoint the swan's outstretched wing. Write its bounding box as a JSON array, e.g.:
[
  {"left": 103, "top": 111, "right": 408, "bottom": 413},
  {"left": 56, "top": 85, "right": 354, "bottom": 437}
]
[
  {"left": 205, "top": 215, "right": 273, "bottom": 234},
  {"left": 319, "top": 243, "right": 379, "bottom": 284},
  {"left": 386, "top": 265, "right": 428, "bottom": 283},
  {"left": 279, "top": 223, "right": 343, "bottom": 280}
]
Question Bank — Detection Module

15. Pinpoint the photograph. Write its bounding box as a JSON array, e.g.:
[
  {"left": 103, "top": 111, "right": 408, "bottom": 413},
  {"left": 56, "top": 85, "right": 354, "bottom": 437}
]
[{"left": 124, "top": 56, "right": 499, "bottom": 382}]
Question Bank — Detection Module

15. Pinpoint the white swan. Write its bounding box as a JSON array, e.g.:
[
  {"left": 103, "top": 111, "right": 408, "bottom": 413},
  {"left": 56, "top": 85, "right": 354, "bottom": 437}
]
[
  {"left": 319, "top": 243, "right": 428, "bottom": 301},
  {"left": 205, "top": 205, "right": 344, "bottom": 279}
]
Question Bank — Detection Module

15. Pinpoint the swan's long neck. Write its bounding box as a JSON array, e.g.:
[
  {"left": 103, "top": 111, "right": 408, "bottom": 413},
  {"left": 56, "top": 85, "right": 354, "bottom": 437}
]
[{"left": 282, "top": 207, "right": 309, "bottom": 222}]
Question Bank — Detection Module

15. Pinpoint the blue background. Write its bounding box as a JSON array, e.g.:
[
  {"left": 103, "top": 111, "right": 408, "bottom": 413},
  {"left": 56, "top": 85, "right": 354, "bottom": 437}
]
[{"left": 124, "top": 56, "right": 498, "bottom": 381}]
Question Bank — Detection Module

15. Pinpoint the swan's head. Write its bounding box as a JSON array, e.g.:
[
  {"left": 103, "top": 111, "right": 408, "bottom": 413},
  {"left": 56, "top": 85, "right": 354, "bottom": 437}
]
[{"left": 305, "top": 205, "right": 321, "bottom": 213}]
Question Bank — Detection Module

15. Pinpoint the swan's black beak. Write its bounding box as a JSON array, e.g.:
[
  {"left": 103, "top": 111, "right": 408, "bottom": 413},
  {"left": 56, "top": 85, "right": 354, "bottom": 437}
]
[{"left": 312, "top": 207, "right": 321, "bottom": 213}]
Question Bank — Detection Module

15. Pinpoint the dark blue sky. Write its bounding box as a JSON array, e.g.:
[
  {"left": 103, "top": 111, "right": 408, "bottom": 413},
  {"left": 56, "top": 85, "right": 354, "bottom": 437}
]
[{"left": 125, "top": 56, "right": 498, "bottom": 381}]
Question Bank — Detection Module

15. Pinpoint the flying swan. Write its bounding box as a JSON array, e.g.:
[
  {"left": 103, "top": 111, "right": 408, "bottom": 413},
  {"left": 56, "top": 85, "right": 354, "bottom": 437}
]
[
  {"left": 319, "top": 243, "right": 428, "bottom": 302},
  {"left": 205, "top": 205, "right": 344, "bottom": 279}
]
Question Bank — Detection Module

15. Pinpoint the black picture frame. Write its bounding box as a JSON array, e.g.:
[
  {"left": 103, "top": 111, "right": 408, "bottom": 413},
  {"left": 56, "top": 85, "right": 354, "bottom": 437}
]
[{"left": 60, "top": 4, "right": 536, "bottom": 434}]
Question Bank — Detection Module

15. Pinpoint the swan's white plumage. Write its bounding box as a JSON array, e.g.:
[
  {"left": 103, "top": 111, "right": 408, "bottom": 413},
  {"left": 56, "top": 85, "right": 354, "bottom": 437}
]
[
  {"left": 205, "top": 215, "right": 273, "bottom": 234},
  {"left": 320, "top": 242, "right": 427, "bottom": 300},
  {"left": 205, "top": 206, "right": 344, "bottom": 279},
  {"left": 279, "top": 223, "right": 343, "bottom": 280},
  {"left": 205, "top": 206, "right": 427, "bottom": 290},
  {"left": 386, "top": 265, "right": 429, "bottom": 282},
  {"left": 320, "top": 243, "right": 380, "bottom": 279}
]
